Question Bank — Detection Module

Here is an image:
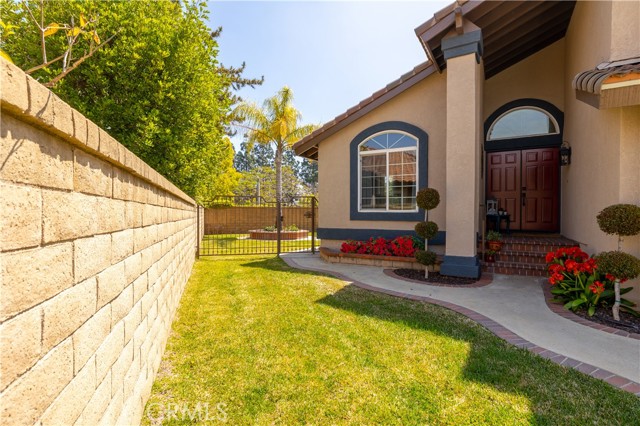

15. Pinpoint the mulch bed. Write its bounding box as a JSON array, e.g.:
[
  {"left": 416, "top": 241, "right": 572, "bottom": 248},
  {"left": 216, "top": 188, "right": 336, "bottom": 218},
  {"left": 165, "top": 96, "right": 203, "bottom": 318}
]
[
  {"left": 393, "top": 269, "right": 479, "bottom": 285},
  {"left": 572, "top": 306, "right": 640, "bottom": 335}
]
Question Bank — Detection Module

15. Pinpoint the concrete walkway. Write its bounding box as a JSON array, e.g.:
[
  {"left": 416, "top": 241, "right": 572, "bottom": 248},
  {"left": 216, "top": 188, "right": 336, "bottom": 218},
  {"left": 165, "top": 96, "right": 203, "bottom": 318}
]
[{"left": 282, "top": 253, "right": 640, "bottom": 394}]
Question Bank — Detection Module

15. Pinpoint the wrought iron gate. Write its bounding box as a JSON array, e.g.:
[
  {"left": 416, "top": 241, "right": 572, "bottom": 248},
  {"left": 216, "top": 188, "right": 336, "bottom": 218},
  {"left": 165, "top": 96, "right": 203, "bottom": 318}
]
[{"left": 198, "top": 196, "right": 318, "bottom": 256}]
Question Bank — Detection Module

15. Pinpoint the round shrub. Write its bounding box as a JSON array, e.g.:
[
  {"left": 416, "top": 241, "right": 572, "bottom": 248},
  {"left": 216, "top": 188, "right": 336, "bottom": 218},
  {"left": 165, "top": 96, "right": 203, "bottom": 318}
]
[
  {"left": 596, "top": 251, "right": 640, "bottom": 281},
  {"left": 416, "top": 188, "right": 440, "bottom": 211},
  {"left": 486, "top": 230, "right": 502, "bottom": 242},
  {"left": 415, "top": 221, "right": 439, "bottom": 240},
  {"left": 415, "top": 249, "right": 437, "bottom": 266},
  {"left": 596, "top": 204, "right": 640, "bottom": 236}
]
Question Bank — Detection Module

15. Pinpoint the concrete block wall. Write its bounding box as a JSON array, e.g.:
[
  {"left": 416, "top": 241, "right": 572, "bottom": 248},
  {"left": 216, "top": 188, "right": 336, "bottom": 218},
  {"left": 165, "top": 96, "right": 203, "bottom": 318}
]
[{"left": 0, "top": 59, "right": 199, "bottom": 425}]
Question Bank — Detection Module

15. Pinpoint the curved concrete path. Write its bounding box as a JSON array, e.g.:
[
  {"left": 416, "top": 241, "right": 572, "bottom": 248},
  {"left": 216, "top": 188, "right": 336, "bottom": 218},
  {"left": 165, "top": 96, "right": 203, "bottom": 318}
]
[{"left": 282, "top": 253, "right": 640, "bottom": 395}]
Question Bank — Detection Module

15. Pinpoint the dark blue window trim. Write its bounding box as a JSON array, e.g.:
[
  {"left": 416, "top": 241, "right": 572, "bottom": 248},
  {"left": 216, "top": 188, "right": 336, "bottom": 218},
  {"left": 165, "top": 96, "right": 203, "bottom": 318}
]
[
  {"left": 350, "top": 121, "right": 428, "bottom": 221},
  {"left": 484, "top": 99, "right": 564, "bottom": 152}
]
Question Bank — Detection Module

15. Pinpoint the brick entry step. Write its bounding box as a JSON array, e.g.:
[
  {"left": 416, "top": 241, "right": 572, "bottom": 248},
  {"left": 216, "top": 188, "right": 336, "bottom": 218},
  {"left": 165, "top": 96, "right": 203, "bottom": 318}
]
[{"left": 481, "top": 236, "right": 579, "bottom": 277}]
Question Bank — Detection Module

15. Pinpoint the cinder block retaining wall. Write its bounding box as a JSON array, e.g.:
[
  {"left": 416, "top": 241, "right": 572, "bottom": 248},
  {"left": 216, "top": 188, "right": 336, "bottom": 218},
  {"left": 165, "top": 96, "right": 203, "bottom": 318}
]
[{"left": 0, "top": 59, "right": 199, "bottom": 425}]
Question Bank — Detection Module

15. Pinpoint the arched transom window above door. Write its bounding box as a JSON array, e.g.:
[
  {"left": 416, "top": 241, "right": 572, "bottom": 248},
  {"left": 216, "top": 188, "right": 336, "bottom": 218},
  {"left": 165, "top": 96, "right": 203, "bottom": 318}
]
[
  {"left": 484, "top": 99, "right": 564, "bottom": 152},
  {"left": 488, "top": 107, "right": 559, "bottom": 140}
]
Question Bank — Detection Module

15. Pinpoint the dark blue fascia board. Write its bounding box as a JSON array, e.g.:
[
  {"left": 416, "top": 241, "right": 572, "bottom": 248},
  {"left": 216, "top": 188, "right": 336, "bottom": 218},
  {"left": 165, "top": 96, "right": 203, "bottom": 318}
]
[
  {"left": 349, "top": 121, "right": 429, "bottom": 221},
  {"left": 442, "top": 29, "right": 483, "bottom": 63},
  {"left": 318, "top": 228, "right": 446, "bottom": 246},
  {"left": 440, "top": 255, "right": 481, "bottom": 279}
]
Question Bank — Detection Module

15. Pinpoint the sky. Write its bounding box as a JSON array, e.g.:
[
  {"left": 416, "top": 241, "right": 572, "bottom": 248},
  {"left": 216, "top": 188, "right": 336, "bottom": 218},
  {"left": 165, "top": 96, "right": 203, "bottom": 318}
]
[{"left": 207, "top": 1, "right": 450, "bottom": 149}]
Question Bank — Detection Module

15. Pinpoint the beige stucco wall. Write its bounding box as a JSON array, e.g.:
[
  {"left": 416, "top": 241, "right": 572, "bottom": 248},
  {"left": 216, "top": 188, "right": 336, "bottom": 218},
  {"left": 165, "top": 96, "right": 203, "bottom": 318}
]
[
  {"left": 563, "top": 0, "right": 640, "bottom": 303},
  {"left": 610, "top": 0, "right": 640, "bottom": 61},
  {"left": 0, "top": 59, "right": 199, "bottom": 425},
  {"left": 484, "top": 39, "right": 566, "bottom": 119},
  {"left": 317, "top": 71, "right": 448, "bottom": 234}
]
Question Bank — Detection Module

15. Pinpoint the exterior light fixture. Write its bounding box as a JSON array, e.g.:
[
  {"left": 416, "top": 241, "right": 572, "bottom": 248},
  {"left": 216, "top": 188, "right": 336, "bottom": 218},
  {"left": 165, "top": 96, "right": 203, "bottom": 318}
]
[{"left": 560, "top": 141, "right": 572, "bottom": 166}]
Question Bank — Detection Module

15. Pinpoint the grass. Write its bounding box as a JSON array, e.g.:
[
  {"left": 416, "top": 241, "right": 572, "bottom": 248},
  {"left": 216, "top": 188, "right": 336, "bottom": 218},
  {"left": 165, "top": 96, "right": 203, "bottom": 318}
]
[
  {"left": 144, "top": 256, "right": 640, "bottom": 425},
  {"left": 200, "top": 234, "right": 320, "bottom": 255}
]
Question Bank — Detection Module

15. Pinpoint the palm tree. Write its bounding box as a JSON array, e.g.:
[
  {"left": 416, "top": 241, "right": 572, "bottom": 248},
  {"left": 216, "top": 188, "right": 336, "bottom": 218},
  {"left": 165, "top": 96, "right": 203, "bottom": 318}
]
[{"left": 233, "top": 87, "right": 317, "bottom": 243}]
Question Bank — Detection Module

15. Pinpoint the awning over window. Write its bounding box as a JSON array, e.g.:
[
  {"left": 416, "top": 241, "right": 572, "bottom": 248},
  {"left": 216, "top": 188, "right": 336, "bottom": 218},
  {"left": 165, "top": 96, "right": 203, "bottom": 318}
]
[{"left": 573, "top": 57, "right": 640, "bottom": 109}]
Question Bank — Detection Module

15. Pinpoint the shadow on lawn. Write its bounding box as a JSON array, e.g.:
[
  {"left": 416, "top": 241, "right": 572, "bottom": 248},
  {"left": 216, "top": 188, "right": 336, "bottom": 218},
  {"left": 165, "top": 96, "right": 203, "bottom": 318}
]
[
  {"left": 315, "top": 284, "right": 639, "bottom": 424},
  {"left": 240, "top": 257, "right": 335, "bottom": 278}
]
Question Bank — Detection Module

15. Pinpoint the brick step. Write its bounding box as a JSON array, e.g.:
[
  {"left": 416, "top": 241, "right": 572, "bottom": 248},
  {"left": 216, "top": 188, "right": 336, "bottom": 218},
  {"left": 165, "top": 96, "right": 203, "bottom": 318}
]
[
  {"left": 492, "top": 250, "right": 547, "bottom": 265},
  {"left": 478, "top": 236, "right": 579, "bottom": 277},
  {"left": 498, "top": 236, "right": 578, "bottom": 253},
  {"left": 482, "top": 260, "right": 548, "bottom": 277}
]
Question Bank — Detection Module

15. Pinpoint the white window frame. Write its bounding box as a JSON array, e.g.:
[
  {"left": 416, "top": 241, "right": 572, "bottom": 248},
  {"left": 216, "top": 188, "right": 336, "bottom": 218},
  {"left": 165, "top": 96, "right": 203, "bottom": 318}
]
[
  {"left": 357, "top": 131, "right": 419, "bottom": 213},
  {"left": 487, "top": 106, "right": 560, "bottom": 141}
]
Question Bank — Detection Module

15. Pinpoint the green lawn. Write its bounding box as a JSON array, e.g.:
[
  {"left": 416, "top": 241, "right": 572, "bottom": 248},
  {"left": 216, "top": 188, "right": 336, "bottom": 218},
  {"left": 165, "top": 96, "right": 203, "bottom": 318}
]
[
  {"left": 144, "top": 256, "right": 640, "bottom": 425},
  {"left": 200, "top": 234, "right": 320, "bottom": 255}
]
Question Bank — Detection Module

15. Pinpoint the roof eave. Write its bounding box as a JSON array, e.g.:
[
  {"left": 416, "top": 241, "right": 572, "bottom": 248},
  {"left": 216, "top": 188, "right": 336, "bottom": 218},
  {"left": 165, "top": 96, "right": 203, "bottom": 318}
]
[{"left": 293, "top": 63, "right": 436, "bottom": 160}]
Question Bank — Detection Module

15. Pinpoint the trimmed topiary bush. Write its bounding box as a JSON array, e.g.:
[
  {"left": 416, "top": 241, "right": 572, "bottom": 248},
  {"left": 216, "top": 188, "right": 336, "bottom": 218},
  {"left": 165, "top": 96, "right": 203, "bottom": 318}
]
[
  {"left": 414, "top": 187, "right": 441, "bottom": 278},
  {"left": 415, "top": 221, "right": 439, "bottom": 241},
  {"left": 416, "top": 188, "right": 440, "bottom": 211},
  {"left": 596, "top": 203, "right": 640, "bottom": 321},
  {"left": 596, "top": 204, "right": 640, "bottom": 237},
  {"left": 415, "top": 250, "right": 437, "bottom": 269},
  {"left": 596, "top": 251, "right": 640, "bottom": 282}
]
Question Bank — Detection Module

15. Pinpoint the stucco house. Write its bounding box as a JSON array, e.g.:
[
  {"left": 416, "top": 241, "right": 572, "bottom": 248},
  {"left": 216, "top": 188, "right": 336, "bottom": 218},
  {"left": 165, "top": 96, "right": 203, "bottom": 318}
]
[{"left": 293, "top": 0, "right": 640, "bottom": 289}]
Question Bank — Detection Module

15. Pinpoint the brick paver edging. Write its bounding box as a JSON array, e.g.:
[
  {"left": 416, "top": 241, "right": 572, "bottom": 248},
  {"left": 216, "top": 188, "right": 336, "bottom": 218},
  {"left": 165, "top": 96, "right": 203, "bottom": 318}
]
[
  {"left": 282, "top": 256, "right": 640, "bottom": 396},
  {"left": 541, "top": 282, "right": 640, "bottom": 340},
  {"left": 383, "top": 269, "right": 494, "bottom": 288}
]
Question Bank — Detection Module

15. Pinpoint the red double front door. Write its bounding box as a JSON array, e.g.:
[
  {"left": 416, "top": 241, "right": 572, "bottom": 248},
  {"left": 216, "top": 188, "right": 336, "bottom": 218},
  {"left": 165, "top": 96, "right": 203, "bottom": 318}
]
[{"left": 487, "top": 148, "right": 560, "bottom": 232}]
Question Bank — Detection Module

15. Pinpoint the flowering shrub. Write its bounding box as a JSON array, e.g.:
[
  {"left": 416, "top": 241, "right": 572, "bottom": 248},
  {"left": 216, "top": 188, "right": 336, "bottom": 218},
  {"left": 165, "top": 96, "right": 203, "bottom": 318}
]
[
  {"left": 340, "top": 236, "right": 417, "bottom": 257},
  {"left": 546, "top": 246, "right": 637, "bottom": 316}
]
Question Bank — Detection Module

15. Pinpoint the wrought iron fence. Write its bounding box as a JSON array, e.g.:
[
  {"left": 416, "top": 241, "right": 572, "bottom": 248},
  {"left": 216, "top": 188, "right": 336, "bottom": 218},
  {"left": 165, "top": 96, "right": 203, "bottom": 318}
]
[{"left": 198, "top": 195, "right": 318, "bottom": 256}]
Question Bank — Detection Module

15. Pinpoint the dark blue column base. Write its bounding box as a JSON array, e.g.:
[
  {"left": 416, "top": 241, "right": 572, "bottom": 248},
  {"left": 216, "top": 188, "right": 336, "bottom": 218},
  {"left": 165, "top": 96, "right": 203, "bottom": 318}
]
[{"left": 440, "top": 255, "right": 481, "bottom": 279}]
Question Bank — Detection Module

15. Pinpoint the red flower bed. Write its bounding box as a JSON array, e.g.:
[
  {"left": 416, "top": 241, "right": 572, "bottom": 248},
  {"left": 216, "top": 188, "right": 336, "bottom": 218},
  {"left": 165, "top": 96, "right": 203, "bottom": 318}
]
[
  {"left": 545, "top": 246, "right": 636, "bottom": 316},
  {"left": 340, "top": 236, "right": 417, "bottom": 257}
]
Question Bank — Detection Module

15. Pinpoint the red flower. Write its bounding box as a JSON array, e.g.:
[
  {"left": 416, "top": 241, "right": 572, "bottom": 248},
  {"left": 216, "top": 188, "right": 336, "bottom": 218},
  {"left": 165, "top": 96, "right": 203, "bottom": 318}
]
[
  {"left": 589, "top": 281, "right": 605, "bottom": 295},
  {"left": 545, "top": 252, "right": 556, "bottom": 263},
  {"left": 565, "top": 259, "right": 579, "bottom": 274},
  {"left": 582, "top": 258, "right": 596, "bottom": 274},
  {"left": 606, "top": 273, "right": 615, "bottom": 281},
  {"left": 548, "top": 263, "right": 565, "bottom": 274},
  {"left": 549, "top": 272, "right": 564, "bottom": 285}
]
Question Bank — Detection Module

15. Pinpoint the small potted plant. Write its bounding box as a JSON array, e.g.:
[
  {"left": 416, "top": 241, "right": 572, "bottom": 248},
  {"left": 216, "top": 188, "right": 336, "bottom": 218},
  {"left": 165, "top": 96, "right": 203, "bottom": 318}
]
[
  {"left": 485, "top": 249, "right": 497, "bottom": 263},
  {"left": 486, "top": 230, "right": 503, "bottom": 252}
]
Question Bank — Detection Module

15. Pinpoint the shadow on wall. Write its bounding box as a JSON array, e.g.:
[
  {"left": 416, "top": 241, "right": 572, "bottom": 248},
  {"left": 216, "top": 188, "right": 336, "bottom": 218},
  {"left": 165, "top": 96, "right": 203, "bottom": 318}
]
[{"left": 312, "top": 283, "right": 638, "bottom": 423}]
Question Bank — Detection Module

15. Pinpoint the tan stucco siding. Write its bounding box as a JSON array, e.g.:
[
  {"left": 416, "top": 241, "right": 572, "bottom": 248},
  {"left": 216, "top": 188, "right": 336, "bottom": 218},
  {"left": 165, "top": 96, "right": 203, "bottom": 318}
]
[
  {"left": 563, "top": 0, "right": 640, "bottom": 303},
  {"left": 484, "top": 39, "right": 566, "bottom": 120},
  {"left": 317, "top": 72, "right": 447, "bottom": 234},
  {"left": 620, "top": 106, "right": 640, "bottom": 206},
  {"left": 611, "top": 0, "right": 640, "bottom": 61}
]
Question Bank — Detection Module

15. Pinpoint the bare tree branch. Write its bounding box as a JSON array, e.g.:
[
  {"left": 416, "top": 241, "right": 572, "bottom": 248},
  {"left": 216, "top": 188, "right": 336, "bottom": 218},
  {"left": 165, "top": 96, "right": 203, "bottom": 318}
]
[
  {"left": 44, "top": 32, "right": 118, "bottom": 87},
  {"left": 25, "top": 51, "right": 65, "bottom": 74}
]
